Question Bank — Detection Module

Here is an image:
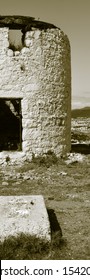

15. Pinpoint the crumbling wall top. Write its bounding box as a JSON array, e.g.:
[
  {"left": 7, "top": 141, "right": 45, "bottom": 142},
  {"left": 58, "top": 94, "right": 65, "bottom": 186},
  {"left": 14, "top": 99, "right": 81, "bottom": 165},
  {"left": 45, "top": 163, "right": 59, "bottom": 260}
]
[{"left": 0, "top": 15, "right": 57, "bottom": 31}]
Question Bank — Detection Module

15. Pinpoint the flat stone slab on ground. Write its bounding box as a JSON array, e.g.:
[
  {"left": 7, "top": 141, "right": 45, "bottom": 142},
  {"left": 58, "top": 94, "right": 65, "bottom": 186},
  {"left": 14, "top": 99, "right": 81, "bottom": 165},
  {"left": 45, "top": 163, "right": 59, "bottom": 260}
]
[{"left": 0, "top": 195, "right": 51, "bottom": 242}]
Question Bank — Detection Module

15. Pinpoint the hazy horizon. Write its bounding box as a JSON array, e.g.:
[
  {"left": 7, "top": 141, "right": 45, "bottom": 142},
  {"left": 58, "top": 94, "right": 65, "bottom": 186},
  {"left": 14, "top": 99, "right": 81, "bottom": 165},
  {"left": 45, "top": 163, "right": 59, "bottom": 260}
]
[{"left": 0, "top": 0, "right": 90, "bottom": 109}]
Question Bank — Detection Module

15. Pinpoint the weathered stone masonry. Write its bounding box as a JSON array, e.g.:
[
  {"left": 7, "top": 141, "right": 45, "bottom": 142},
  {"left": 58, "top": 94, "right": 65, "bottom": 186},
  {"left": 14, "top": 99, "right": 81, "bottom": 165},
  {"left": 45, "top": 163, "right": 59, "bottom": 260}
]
[{"left": 0, "top": 16, "right": 71, "bottom": 161}]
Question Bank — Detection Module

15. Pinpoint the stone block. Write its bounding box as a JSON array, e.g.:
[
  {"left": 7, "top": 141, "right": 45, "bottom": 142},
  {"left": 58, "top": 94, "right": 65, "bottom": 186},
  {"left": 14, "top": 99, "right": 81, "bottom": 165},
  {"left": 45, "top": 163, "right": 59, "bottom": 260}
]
[{"left": 0, "top": 195, "right": 51, "bottom": 242}]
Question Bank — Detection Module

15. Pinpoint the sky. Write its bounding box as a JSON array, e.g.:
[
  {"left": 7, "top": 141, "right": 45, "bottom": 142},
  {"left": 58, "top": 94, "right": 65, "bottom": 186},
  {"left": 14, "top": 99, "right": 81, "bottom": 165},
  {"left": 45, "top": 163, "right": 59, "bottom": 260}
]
[{"left": 0, "top": 0, "right": 90, "bottom": 109}]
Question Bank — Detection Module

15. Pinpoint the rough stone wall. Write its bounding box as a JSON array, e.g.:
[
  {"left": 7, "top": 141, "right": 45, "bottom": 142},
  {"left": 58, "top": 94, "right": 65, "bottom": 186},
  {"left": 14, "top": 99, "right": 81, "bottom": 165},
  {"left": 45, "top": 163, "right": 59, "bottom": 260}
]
[{"left": 0, "top": 26, "right": 71, "bottom": 160}]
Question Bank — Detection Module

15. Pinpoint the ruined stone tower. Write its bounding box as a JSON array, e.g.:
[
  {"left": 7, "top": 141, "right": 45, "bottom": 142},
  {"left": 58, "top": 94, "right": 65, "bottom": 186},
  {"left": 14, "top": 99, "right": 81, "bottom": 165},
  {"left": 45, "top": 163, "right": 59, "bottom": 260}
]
[{"left": 0, "top": 16, "right": 71, "bottom": 162}]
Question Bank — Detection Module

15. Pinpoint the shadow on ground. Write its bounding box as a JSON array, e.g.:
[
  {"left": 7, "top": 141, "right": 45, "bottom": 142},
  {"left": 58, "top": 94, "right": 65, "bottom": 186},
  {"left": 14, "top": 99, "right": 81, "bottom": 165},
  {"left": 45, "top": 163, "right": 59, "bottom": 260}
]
[{"left": 47, "top": 208, "right": 62, "bottom": 236}]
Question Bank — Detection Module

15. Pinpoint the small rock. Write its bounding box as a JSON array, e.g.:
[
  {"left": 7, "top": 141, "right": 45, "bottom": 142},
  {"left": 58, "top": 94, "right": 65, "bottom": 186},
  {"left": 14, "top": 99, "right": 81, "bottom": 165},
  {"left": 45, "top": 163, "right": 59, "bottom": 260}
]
[
  {"left": 23, "top": 175, "right": 30, "bottom": 180},
  {"left": 15, "top": 51, "right": 20, "bottom": 56},
  {"left": 60, "top": 171, "right": 67, "bottom": 176},
  {"left": 14, "top": 181, "right": 21, "bottom": 185},
  {"left": 2, "top": 181, "right": 9, "bottom": 186},
  {"left": 7, "top": 49, "right": 13, "bottom": 56},
  {"left": 65, "top": 153, "right": 85, "bottom": 165},
  {"left": 16, "top": 173, "right": 23, "bottom": 179}
]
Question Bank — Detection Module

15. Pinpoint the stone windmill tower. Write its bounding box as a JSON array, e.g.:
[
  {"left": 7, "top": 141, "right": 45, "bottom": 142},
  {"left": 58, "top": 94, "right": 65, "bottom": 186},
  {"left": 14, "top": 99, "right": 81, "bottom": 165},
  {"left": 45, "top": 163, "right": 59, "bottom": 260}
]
[{"left": 0, "top": 16, "right": 71, "bottom": 162}]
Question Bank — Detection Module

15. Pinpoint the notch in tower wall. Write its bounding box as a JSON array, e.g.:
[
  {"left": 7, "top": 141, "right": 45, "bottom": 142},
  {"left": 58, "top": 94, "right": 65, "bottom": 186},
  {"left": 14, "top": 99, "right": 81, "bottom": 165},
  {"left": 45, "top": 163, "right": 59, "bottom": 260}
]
[
  {"left": 8, "top": 30, "right": 23, "bottom": 51},
  {"left": 0, "top": 15, "right": 57, "bottom": 51}
]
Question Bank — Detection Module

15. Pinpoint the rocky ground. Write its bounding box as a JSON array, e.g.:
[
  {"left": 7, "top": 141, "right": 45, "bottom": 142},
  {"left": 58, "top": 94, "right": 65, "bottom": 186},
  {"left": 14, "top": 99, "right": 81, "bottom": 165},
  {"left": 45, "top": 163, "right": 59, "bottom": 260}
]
[
  {"left": 0, "top": 152, "right": 90, "bottom": 259},
  {"left": 0, "top": 117, "right": 90, "bottom": 259},
  {"left": 71, "top": 117, "right": 90, "bottom": 143}
]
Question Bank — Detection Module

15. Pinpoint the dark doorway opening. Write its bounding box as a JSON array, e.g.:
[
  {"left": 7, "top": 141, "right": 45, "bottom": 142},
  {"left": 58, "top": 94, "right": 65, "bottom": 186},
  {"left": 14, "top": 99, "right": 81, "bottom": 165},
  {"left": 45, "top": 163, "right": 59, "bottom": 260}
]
[
  {"left": 0, "top": 98, "right": 22, "bottom": 151},
  {"left": 71, "top": 143, "right": 90, "bottom": 154}
]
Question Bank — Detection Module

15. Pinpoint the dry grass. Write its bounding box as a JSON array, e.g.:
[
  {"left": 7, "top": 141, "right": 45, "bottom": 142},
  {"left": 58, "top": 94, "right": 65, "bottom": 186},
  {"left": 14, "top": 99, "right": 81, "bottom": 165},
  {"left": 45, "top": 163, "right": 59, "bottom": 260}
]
[{"left": 0, "top": 152, "right": 90, "bottom": 259}]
